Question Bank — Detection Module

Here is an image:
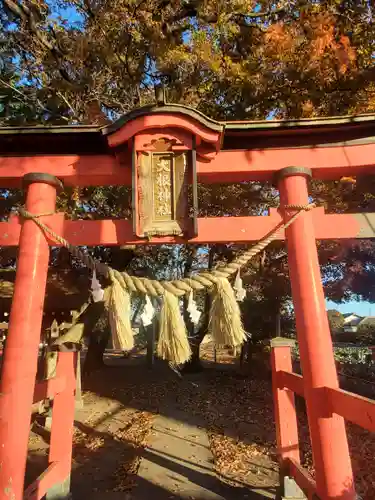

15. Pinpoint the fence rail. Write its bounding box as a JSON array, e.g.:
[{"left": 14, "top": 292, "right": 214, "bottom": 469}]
[{"left": 271, "top": 339, "right": 375, "bottom": 500}]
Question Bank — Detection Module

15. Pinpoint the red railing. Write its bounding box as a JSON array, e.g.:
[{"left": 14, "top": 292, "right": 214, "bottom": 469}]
[
  {"left": 271, "top": 338, "right": 375, "bottom": 500},
  {"left": 24, "top": 351, "right": 77, "bottom": 500}
]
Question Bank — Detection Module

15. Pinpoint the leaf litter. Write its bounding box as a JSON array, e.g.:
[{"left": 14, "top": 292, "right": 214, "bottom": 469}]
[{"left": 26, "top": 348, "right": 374, "bottom": 499}]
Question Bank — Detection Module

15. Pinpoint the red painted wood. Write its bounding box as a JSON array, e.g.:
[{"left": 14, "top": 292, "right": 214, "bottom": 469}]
[
  {"left": 279, "top": 173, "right": 356, "bottom": 500},
  {"left": 0, "top": 155, "right": 125, "bottom": 188},
  {"left": 271, "top": 345, "right": 301, "bottom": 466},
  {"left": 33, "top": 376, "right": 66, "bottom": 404},
  {"left": 107, "top": 113, "right": 221, "bottom": 147},
  {"left": 0, "top": 210, "right": 365, "bottom": 247},
  {"left": 48, "top": 352, "right": 77, "bottom": 486},
  {"left": 325, "top": 387, "right": 375, "bottom": 433},
  {"left": 0, "top": 182, "right": 57, "bottom": 500},
  {"left": 1, "top": 142, "right": 375, "bottom": 187},
  {"left": 198, "top": 143, "right": 375, "bottom": 182},
  {"left": 23, "top": 462, "right": 62, "bottom": 500},
  {"left": 134, "top": 129, "right": 193, "bottom": 150},
  {"left": 279, "top": 371, "right": 305, "bottom": 398},
  {"left": 286, "top": 457, "right": 317, "bottom": 500}
]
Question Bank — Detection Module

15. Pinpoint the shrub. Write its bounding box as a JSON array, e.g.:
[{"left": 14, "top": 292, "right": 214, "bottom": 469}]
[
  {"left": 327, "top": 310, "right": 345, "bottom": 335},
  {"left": 357, "top": 322, "right": 375, "bottom": 346}
]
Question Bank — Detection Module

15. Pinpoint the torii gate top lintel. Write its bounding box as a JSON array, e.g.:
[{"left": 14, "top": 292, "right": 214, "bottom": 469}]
[
  {"left": 1, "top": 104, "right": 375, "bottom": 166},
  {"left": 103, "top": 103, "right": 224, "bottom": 150}
]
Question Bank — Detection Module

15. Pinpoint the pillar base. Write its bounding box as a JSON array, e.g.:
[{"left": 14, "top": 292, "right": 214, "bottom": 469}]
[
  {"left": 46, "top": 476, "right": 71, "bottom": 500},
  {"left": 282, "top": 476, "right": 306, "bottom": 499}
]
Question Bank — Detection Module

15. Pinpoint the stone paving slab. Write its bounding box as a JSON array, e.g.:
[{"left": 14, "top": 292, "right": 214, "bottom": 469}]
[{"left": 132, "top": 407, "right": 276, "bottom": 500}]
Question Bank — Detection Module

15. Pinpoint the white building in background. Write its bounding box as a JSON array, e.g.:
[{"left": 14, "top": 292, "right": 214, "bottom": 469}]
[
  {"left": 342, "top": 313, "right": 375, "bottom": 333},
  {"left": 342, "top": 313, "right": 363, "bottom": 333}
]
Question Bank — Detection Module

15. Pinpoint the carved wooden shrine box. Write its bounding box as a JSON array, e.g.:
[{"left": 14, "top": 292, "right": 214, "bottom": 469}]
[{"left": 105, "top": 105, "right": 223, "bottom": 239}]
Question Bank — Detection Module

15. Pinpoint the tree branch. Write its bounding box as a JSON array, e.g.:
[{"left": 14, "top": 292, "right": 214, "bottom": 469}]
[
  {"left": 162, "top": 0, "right": 290, "bottom": 28},
  {"left": 56, "top": 91, "right": 79, "bottom": 120},
  {"left": 3, "top": 0, "right": 74, "bottom": 84},
  {"left": 0, "top": 77, "right": 70, "bottom": 121}
]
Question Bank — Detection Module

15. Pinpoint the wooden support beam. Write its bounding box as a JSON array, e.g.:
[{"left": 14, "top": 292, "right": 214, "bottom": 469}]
[
  {"left": 325, "top": 387, "right": 375, "bottom": 433},
  {"left": 279, "top": 371, "right": 305, "bottom": 398},
  {"left": 0, "top": 209, "right": 373, "bottom": 247},
  {"left": 23, "top": 462, "right": 62, "bottom": 500},
  {"left": 286, "top": 457, "right": 317, "bottom": 499},
  {"left": 270, "top": 340, "right": 300, "bottom": 467},
  {"left": 33, "top": 376, "right": 66, "bottom": 404},
  {"left": 1, "top": 142, "right": 375, "bottom": 187}
]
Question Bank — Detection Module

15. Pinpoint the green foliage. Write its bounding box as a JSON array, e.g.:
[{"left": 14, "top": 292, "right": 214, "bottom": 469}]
[
  {"left": 335, "top": 331, "right": 359, "bottom": 344},
  {"left": 327, "top": 309, "right": 345, "bottom": 334},
  {"left": 294, "top": 344, "right": 373, "bottom": 366},
  {"left": 357, "top": 321, "right": 375, "bottom": 346},
  {"left": 333, "top": 346, "right": 373, "bottom": 365}
]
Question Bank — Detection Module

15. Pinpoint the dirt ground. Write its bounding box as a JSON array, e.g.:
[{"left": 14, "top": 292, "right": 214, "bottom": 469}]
[{"left": 26, "top": 345, "right": 375, "bottom": 499}]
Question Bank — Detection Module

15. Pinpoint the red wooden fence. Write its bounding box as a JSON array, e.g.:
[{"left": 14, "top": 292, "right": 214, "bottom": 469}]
[
  {"left": 23, "top": 351, "right": 77, "bottom": 500},
  {"left": 271, "top": 338, "right": 375, "bottom": 500}
]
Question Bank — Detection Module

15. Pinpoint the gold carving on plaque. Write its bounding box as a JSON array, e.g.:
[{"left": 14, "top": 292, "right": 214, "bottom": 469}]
[
  {"left": 136, "top": 151, "right": 189, "bottom": 237},
  {"left": 153, "top": 156, "right": 173, "bottom": 220}
]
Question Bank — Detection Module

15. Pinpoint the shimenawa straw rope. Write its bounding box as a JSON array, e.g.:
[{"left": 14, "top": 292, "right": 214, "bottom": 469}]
[{"left": 18, "top": 204, "right": 315, "bottom": 363}]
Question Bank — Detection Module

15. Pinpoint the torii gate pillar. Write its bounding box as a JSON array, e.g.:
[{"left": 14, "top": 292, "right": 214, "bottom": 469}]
[
  {"left": 0, "top": 173, "right": 62, "bottom": 500},
  {"left": 277, "top": 167, "right": 356, "bottom": 500}
]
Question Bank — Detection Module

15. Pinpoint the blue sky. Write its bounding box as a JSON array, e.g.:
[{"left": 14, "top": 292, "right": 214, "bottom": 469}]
[
  {"left": 47, "top": 2, "right": 83, "bottom": 25},
  {"left": 326, "top": 300, "right": 374, "bottom": 316}
]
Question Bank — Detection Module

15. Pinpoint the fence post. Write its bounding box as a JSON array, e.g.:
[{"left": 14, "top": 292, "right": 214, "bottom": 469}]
[
  {"left": 46, "top": 350, "right": 77, "bottom": 499},
  {"left": 271, "top": 337, "right": 300, "bottom": 472}
]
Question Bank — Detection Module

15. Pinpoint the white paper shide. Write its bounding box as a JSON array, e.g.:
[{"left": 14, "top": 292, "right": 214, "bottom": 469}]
[
  {"left": 187, "top": 292, "right": 201, "bottom": 325},
  {"left": 233, "top": 269, "right": 246, "bottom": 302},
  {"left": 91, "top": 269, "right": 105, "bottom": 302},
  {"left": 141, "top": 295, "right": 155, "bottom": 327}
]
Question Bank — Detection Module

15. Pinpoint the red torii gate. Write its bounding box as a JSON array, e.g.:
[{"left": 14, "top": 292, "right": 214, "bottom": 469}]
[{"left": 0, "top": 104, "right": 375, "bottom": 500}]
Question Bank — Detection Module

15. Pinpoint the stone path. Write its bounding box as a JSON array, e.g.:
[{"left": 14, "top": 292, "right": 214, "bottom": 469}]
[
  {"left": 28, "top": 355, "right": 280, "bottom": 499},
  {"left": 132, "top": 405, "right": 276, "bottom": 500}
]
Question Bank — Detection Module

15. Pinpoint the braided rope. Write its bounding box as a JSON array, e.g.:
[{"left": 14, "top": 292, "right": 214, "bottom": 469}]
[
  {"left": 19, "top": 208, "right": 110, "bottom": 277},
  {"left": 19, "top": 203, "right": 315, "bottom": 297}
]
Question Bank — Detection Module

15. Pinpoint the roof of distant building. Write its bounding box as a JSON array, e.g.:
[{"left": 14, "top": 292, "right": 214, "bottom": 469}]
[
  {"left": 359, "top": 316, "right": 375, "bottom": 326},
  {"left": 343, "top": 312, "right": 362, "bottom": 318}
]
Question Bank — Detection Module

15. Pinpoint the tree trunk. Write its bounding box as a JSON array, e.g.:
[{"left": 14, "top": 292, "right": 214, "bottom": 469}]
[
  {"left": 83, "top": 247, "right": 137, "bottom": 374},
  {"left": 83, "top": 327, "right": 110, "bottom": 376},
  {"left": 76, "top": 301, "right": 107, "bottom": 376},
  {"left": 181, "top": 326, "right": 205, "bottom": 373},
  {"left": 182, "top": 246, "right": 215, "bottom": 373}
]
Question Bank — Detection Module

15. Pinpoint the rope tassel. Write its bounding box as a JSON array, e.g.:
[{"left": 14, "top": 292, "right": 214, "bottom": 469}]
[
  {"left": 209, "top": 278, "right": 247, "bottom": 348},
  {"left": 107, "top": 272, "right": 134, "bottom": 351},
  {"left": 157, "top": 291, "right": 191, "bottom": 365}
]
